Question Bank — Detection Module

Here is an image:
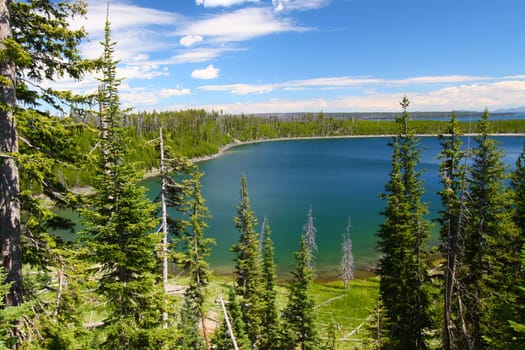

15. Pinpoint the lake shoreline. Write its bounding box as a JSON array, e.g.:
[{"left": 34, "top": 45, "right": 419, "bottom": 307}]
[{"left": 141, "top": 133, "right": 525, "bottom": 180}]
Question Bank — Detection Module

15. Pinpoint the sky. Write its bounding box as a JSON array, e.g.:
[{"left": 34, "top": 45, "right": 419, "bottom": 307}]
[{"left": 56, "top": 0, "right": 525, "bottom": 114}]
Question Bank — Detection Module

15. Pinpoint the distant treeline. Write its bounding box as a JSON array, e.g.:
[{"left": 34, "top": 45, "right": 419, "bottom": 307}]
[{"left": 67, "top": 109, "right": 525, "bottom": 187}]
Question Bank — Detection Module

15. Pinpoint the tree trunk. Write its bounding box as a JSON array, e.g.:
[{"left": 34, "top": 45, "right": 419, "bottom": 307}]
[
  {"left": 159, "top": 127, "right": 169, "bottom": 327},
  {"left": 0, "top": 0, "right": 23, "bottom": 307}
]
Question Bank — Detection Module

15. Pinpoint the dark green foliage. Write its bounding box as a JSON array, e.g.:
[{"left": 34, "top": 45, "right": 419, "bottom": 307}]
[
  {"left": 437, "top": 113, "right": 468, "bottom": 349},
  {"left": 462, "top": 110, "right": 521, "bottom": 349},
  {"left": 0, "top": 267, "right": 28, "bottom": 349},
  {"left": 212, "top": 288, "right": 250, "bottom": 350},
  {"left": 174, "top": 165, "right": 215, "bottom": 348},
  {"left": 67, "top": 109, "right": 525, "bottom": 188},
  {"left": 259, "top": 216, "right": 282, "bottom": 350},
  {"left": 231, "top": 175, "right": 264, "bottom": 347},
  {"left": 376, "top": 97, "right": 431, "bottom": 349},
  {"left": 79, "top": 16, "right": 165, "bottom": 347},
  {"left": 177, "top": 289, "right": 205, "bottom": 350},
  {"left": 282, "top": 236, "right": 319, "bottom": 350},
  {"left": 1, "top": 0, "right": 92, "bottom": 310}
]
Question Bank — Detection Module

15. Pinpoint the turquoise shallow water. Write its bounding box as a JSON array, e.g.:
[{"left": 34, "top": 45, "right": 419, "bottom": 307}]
[{"left": 142, "top": 136, "right": 524, "bottom": 276}]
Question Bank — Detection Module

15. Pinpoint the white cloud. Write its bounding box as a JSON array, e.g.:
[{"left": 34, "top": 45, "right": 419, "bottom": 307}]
[
  {"left": 192, "top": 76, "right": 525, "bottom": 113},
  {"left": 179, "top": 7, "right": 310, "bottom": 43},
  {"left": 160, "top": 88, "right": 191, "bottom": 97},
  {"left": 273, "top": 0, "right": 331, "bottom": 12},
  {"left": 196, "top": 0, "right": 259, "bottom": 7},
  {"left": 199, "top": 75, "right": 492, "bottom": 95},
  {"left": 164, "top": 47, "right": 240, "bottom": 64},
  {"left": 191, "top": 65, "right": 220, "bottom": 80},
  {"left": 180, "top": 35, "right": 204, "bottom": 47}
]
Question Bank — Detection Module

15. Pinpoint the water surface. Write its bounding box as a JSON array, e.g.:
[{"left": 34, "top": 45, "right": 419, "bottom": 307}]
[{"left": 143, "top": 136, "right": 524, "bottom": 276}]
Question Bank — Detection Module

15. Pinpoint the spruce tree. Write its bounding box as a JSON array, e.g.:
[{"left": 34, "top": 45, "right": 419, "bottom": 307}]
[
  {"left": 465, "top": 110, "right": 521, "bottom": 348},
  {"left": 437, "top": 113, "right": 469, "bottom": 349},
  {"left": 79, "top": 15, "right": 164, "bottom": 348},
  {"left": 231, "top": 175, "right": 264, "bottom": 347},
  {"left": 376, "top": 97, "right": 431, "bottom": 349},
  {"left": 259, "top": 216, "right": 282, "bottom": 350},
  {"left": 282, "top": 236, "right": 319, "bottom": 350},
  {"left": 175, "top": 165, "right": 215, "bottom": 349}
]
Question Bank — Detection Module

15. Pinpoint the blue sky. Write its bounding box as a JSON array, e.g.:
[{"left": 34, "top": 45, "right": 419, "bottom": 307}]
[{"left": 58, "top": 0, "right": 525, "bottom": 113}]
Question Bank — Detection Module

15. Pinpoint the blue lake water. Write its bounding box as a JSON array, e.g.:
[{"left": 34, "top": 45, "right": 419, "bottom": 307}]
[{"left": 143, "top": 136, "right": 524, "bottom": 276}]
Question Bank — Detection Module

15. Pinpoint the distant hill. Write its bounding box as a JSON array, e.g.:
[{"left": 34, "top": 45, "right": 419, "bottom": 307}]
[{"left": 494, "top": 106, "right": 525, "bottom": 114}]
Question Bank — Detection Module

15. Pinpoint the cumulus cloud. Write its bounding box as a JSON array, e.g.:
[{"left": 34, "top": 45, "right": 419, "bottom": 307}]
[
  {"left": 180, "top": 35, "right": 204, "bottom": 47},
  {"left": 191, "top": 65, "right": 220, "bottom": 80},
  {"left": 196, "top": 0, "right": 259, "bottom": 7}
]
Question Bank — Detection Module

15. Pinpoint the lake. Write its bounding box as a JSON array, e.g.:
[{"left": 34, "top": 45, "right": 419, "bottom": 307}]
[{"left": 142, "top": 135, "right": 524, "bottom": 277}]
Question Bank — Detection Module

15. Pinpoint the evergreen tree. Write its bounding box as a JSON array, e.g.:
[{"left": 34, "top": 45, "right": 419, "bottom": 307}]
[
  {"left": 282, "top": 236, "right": 319, "bottom": 350},
  {"left": 79, "top": 15, "right": 164, "bottom": 348},
  {"left": 177, "top": 289, "right": 205, "bottom": 350},
  {"left": 259, "top": 216, "right": 282, "bottom": 350},
  {"left": 513, "top": 140, "right": 525, "bottom": 232},
  {"left": 231, "top": 175, "right": 264, "bottom": 347},
  {"left": 340, "top": 218, "right": 354, "bottom": 290},
  {"left": 464, "top": 110, "right": 521, "bottom": 348},
  {"left": 212, "top": 287, "right": 250, "bottom": 350},
  {"left": 376, "top": 97, "right": 431, "bottom": 349},
  {"left": 437, "top": 113, "right": 469, "bottom": 349},
  {"left": 1, "top": 0, "right": 90, "bottom": 308},
  {"left": 175, "top": 165, "right": 215, "bottom": 349},
  {"left": 303, "top": 205, "right": 318, "bottom": 267}
]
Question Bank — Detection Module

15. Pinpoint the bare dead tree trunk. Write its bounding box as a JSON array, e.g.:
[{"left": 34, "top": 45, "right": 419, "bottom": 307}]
[
  {"left": 159, "top": 127, "right": 169, "bottom": 328},
  {"left": 219, "top": 292, "right": 239, "bottom": 350},
  {"left": 0, "top": 0, "right": 23, "bottom": 307}
]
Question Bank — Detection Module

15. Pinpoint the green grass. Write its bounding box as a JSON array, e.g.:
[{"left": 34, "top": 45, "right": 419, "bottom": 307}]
[
  {"left": 312, "top": 278, "right": 379, "bottom": 349},
  {"left": 197, "top": 274, "right": 379, "bottom": 349}
]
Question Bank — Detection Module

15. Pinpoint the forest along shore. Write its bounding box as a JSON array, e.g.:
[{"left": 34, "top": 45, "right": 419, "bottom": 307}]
[{"left": 140, "top": 132, "right": 525, "bottom": 180}]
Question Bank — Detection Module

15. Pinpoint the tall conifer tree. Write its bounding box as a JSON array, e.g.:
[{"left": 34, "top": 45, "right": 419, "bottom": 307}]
[
  {"left": 464, "top": 110, "right": 520, "bottom": 348},
  {"left": 259, "top": 216, "right": 282, "bottom": 350},
  {"left": 80, "top": 14, "right": 164, "bottom": 348},
  {"left": 437, "top": 113, "right": 469, "bottom": 349},
  {"left": 376, "top": 97, "right": 431, "bottom": 349},
  {"left": 231, "top": 175, "right": 264, "bottom": 348},
  {"left": 282, "top": 236, "right": 319, "bottom": 350},
  {"left": 175, "top": 165, "right": 215, "bottom": 349}
]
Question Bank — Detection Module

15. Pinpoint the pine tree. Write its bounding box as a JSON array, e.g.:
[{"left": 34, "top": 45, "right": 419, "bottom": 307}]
[
  {"left": 79, "top": 14, "right": 164, "bottom": 348},
  {"left": 303, "top": 205, "right": 318, "bottom": 267},
  {"left": 376, "top": 97, "right": 431, "bottom": 349},
  {"left": 259, "top": 216, "right": 282, "bottom": 350},
  {"left": 465, "top": 110, "right": 521, "bottom": 348},
  {"left": 437, "top": 113, "right": 469, "bottom": 349},
  {"left": 341, "top": 218, "right": 354, "bottom": 290},
  {"left": 1, "top": 0, "right": 91, "bottom": 308},
  {"left": 231, "top": 175, "right": 264, "bottom": 347},
  {"left": 282, "top": 236, "right": 319, "bottom": 350}
]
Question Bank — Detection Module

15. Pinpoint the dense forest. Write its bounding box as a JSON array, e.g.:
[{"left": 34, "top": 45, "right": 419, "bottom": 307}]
[
  {"left": 0, "top": 1, "right": 524, "bottom": 349},
  {"left": 64, "top": 108, "right": 525, "bottom": 187}
]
